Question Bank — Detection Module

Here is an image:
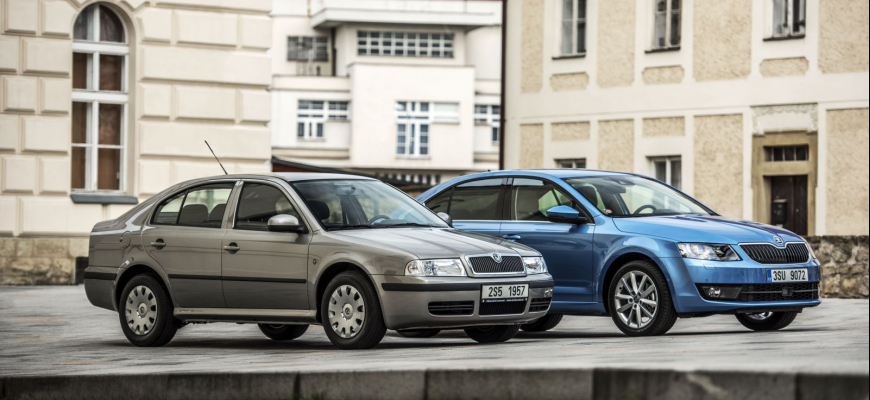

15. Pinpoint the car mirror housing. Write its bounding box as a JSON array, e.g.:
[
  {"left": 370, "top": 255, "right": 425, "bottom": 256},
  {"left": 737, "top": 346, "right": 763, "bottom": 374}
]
[
  {"left": 267, "top": 214, "right": 306, "bottom": 233},
  {"left": 436, "top": 212, "right": 453, "bottom": 227},
  {"left": 546, "top": 205, "right": 588, "bottom": 225}
]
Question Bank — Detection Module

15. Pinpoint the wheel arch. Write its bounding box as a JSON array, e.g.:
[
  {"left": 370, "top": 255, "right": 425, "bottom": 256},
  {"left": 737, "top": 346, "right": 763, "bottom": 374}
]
[
  {"left": 600, "top": 250, "right": 672, "bottom": 315},
  {"left": 314, "top": 261, "right": 380, "bottom": 324},
  {"left": 114, "top": 264, "right": 172, "bottom": 310}
]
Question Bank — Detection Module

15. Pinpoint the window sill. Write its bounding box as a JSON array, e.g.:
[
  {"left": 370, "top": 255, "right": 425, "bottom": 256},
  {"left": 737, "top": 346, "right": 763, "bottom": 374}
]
[
  {"left": 298, "top": 138, "right": 327, "bottom": 142},
  {"left": 645, "top": 46, "right": 681, "bottom": 54},
  {"left": 552, "top": 53, "right": 586, "bottom": 60},
  {"left": 71, "top": 193, "right": 138, "bottom": 205},
  {"left": 432, "top": 121, "right": 460, "bottom": 125},
  {"left": 396, "top": 156, "right": 431, "bottom": 160},
  {"left": 764, "top": 35, "right": 806, "bottom": 42}
]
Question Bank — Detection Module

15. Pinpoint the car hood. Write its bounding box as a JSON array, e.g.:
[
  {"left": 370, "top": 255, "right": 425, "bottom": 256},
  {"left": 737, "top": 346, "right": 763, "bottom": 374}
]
[
  {"left": 330, "top": 228, "right": 541, "bottom": 259},
  {"left": 611, "top": 215, "right": 805, "bottom": 245}
]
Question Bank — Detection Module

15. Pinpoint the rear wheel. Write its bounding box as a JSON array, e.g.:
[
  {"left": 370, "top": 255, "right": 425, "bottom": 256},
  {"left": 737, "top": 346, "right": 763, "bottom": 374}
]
[
  {"left": 118, "top": 274, "right": 180, "bottom": 347},
  {"left": 736, "top": 312, "right": 798, "bottom": 331},
  {"left": 320, "top": 271, "right": 387, "bottom": 350},
  {"left": 396, "top": 329, "right": 441, "bottom": 338},
  {"left": 258, "top": 324, "right": 309, "bottom": 341},
  {"left": 521, "top": 314, "right": 564, "bottom": 332},
  {"left": 608, "top": 261, "right": 677, "bottom": 337},
  {"left": 464, "top": 325, "right": 520, "bottom": 344}
]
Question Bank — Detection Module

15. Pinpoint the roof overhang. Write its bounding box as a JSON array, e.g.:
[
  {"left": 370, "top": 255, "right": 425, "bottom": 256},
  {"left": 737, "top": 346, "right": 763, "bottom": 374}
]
[{"left": 310, "top": 8, "right": 500, "bottom": 29}]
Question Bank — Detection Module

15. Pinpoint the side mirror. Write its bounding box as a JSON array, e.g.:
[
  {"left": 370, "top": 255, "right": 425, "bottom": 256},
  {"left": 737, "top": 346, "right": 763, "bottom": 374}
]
[
  {"left": 546, "top": 206, "right": 589, "bottom": 225},
  {"left": 268, "top": 214, "right": 306, "bottom": 233},
  {"left": 436, "top": 212, "right": 453, "bottom": 227}
]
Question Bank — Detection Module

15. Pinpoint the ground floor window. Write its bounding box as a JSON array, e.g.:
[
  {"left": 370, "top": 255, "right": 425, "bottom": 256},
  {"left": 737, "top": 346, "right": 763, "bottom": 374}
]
[
  {"left": 396, "top": 102, "right": 431, "bottom": 157},
  {"left": 650, "top": 156, "right": 682, "bottom": 189}
]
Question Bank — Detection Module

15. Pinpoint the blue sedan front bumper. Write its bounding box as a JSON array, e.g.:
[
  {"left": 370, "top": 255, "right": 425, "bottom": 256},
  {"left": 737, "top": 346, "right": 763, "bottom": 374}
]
[{"left": 661, "top": 257, "right": 822, "bottom": 316}]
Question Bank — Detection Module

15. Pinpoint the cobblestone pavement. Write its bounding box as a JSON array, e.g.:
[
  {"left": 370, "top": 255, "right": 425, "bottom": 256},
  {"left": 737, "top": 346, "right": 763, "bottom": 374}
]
[{"left": 1, "top": 286, "right": 867, "bottom": 377}]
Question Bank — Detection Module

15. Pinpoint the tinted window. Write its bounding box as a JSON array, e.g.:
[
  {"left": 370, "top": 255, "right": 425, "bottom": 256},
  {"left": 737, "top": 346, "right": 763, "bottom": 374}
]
[
  {"left": 448, "top": 179, "right": 502, "bottom": 221},
  {"left": 177, "top": 184, "right": 233, "bottom": 228},
  {"left": 236, "top": 183, "right": 301, "bottom": 231},
  {"left": 425, "top": 189, "right": 452, "bottom": 214},
  {"left": 511, "top": 179, "right": 578, "bottom": 221},
  {"left": 153, "top": 192, "right": 185, "bottom": 225}
]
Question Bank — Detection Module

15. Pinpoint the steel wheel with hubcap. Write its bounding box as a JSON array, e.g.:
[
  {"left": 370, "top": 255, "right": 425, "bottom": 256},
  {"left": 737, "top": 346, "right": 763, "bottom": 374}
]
[
  {"left": 320, "top": 271, "right": 387, "bottom": 349},
  {"left": 736, "top": 311, "right": 798, "bottom": 331},
  {"left": 258, "top": 324, "right": 309, "bottom": 341},
  {"left": 608, "top": 261, "right": 677, "bottom": 336},
  {"left": 118, "top": 274, "right": 180, "bottom": 347}
]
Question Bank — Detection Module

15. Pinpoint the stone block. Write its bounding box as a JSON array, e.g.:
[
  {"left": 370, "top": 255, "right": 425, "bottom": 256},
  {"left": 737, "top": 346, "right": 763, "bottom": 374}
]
[
  {"left": 798, "top": 373, "right": 870, "bottom": 400},
  {"left": 597, "top": 0, "right": 636, "bottom": 88},
  {"left": 166, "top": 373, "right": 296, "bottom": 400},
  {"left": 138, "top": 160, "right": 171, "bottom": 195},
  {"left": 598, "top": 119, "right": 635, "bottom": 172},
  {"left": 520, "top": 0, "right": 543, "bottom": 93},
  {"left": 40, "top": 78, "right": 72, "bottom": 114},
  {"left": 0, "top": 197, "right": 15, "bottom": 233},
  {"left": 42, "top": 1, "right": 77, "bottom": 37},
  {"left": 643, "top": 66, "right": 685, "bottom": 85},
  {"left": 15, "top": 236, "right": 32, "bottom": 257},
  {"left": 300, "top": 371, "right": 424, "bottom": 400},
  {"left": 693, "top": 0, "right": 752, "bottom": 81},
  {"left": 39, "top": 157, "right": 70, "bottom": 194},
  {"left": 819, "top": 0, "right": 869, "bottom": 74},
  {"left": 176, "top": 10, "right": 238, "bottom": 47},
  {"left": 239, "top": 90, "right": 270, "bottom": 123},
  {"left": 0, "top": 238, "right": 14, "bottom": 256},
  {"left": 551, "top": 121, "right": 590, "bottom": 142},
  {"left": 141, "top": 45, "right": 270, "bottom": 86},
  {"left": 0, "top": 35, "right": 20, "bottom": 72},
  {"left": 594, "top": 369, "right": 795, "bottom": 400},
  {"left": 139, "top": 122, "right": 270, "bottom": 160},
  {"left": 23, "top": 38, "right": 71, "bottom": 75},
  {"left": 643, "top": 117, "right": 685, "bottom": 137},
  {"left": 140, "top": 84, "right": 171, "bottom": 118},
  {"left": 69, "top": 238, "right": 89, "bottom": 258},
  {"left": 22, "top": 116, "right": 70, "bottom": 152},
  {"left": 175, "top": 86, "right": 236, "bottom": 121},
  {"left": 155, "top": 0, "right": 271, "bottom": 13},
  {"left": 760, "top": 58, "right": 809, "bottom": 78},
  {"left": 20, "top": 197, "right": 103, "bottom": 235},
  {"left": 0, "top": 115, "right": 19, "bottom": 151},
  {"left": 233, "top": 163, "right": 269, "bottom": 174},
  {"left": 33, "top": 238, "right": 69, "bottom": 258},
  {"left": 519, "top": 124, "right": 543, "bottom": 168},
  {"left": 1, "top": 155, "right": 36, "bottom": 193},
  {"left": 239, "top": 16, "right": 271, "bottom": 50},
  {"left": 172, "top": 161, "right": 227, "bottom": 184},
  {"left": 4, "top": 0, "right": 38, "bottom": 34},
  {"left": 138, "top": 8, "right": 172, "bottom": 42},
  {"left": 2, "top": 75, "right": 37, "bottom": 112},
  {"left": 122, "top": 0, "right": 147, "bottom": 10}
]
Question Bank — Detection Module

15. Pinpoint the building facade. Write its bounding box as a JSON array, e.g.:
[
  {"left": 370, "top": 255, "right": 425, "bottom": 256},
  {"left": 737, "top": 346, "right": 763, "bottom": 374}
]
[
  {"left": 503, "top": 0, "right": 869, "bottom": 236},
  {"left": 270, "top": 0, "right": 503, "bottom": 186},
  {"left": 0, "top": 0, "right": 273, "bottom": 284}
]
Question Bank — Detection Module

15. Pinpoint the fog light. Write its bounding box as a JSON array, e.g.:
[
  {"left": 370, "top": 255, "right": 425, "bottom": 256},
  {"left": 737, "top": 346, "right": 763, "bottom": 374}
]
[
  {"left": 700, "top": 285, "right": 741, "bottom": 300},
  {"left": 707, "top": 287, "right": 722, "bottom": 298},
  {"left": 544, "top": 288, "right": 554, "bottom": 298}
]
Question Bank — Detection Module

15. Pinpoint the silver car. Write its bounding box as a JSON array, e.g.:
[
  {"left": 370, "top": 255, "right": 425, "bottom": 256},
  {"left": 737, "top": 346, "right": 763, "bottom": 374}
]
[{"left": 84, "top": 174, "right": 554, "bottom": 349}]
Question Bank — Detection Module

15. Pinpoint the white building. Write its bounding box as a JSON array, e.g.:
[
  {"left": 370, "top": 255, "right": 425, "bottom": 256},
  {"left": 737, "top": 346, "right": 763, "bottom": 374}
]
[{"left": 270, "top": 0, "right": 503, "bottom": 186}]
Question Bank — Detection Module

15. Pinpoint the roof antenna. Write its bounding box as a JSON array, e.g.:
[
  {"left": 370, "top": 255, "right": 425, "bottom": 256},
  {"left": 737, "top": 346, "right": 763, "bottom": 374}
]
[{"left": 204, "top": 141, "right": 228, "bottom": 175}]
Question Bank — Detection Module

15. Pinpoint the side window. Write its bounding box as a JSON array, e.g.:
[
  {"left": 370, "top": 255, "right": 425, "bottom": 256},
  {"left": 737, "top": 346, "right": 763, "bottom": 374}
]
[
  {"left": 177, "top": 184, "right": 234, "bottom": 228},
  {"left": 236, "top": 183, "right": 301, "bottom": 231},
  {"left": 449, "top": 179, "right": 503, "bottom": 221},
  {"left": 153, "top": 192, "right": 185, "bottom": 225},
  {"left": 425, "top": 189, "right": 452, "bottom": 214},
  {"left": 511, "top": 179, "right": 579, "bottom": 221}
]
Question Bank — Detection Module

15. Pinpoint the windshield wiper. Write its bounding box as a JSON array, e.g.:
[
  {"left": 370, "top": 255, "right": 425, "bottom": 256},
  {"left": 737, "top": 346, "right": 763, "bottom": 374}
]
[{"left": 329, "top": 225, "right": 373, "bottom": 231}]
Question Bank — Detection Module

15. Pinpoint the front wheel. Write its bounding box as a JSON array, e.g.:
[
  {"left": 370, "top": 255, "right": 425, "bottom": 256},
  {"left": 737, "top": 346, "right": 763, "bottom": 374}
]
[
  {"left": 396, "top": 329, "right": 441, "bottom": 338},
  {"left": 320, "top": 271, "right": 387, "bottom": 350},
  {"left": 736, "top": 312, "right": 798, "bottom": 331},
  {"left": 608, "top": 261, "right": 677, "bottom": 337},
  {"left": 258, "top": 324, "right": 309, "bottom": 341},
  {"left": 521, "top": 314, "right": 563, "bottom": 332},
  {"left": 118, "top": 274, "right": 180, "bottom": 347},
  {"left": 464, "top": 325, "right": 520, "bottom": 344}
]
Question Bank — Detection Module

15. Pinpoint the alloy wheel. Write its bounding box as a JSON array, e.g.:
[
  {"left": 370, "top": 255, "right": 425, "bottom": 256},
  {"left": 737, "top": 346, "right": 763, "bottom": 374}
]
[
  {"left": 745, "top": 312, "right": 773, "bottom": 321},
  {"left": 613, "top": 271, "right": 659, "bottom": 329},
  {"left": 328, "top": 284, "right": 366, "bottom": 339},
  {"left": 125, "top": 285, "right": 158, "bottom": 336}
]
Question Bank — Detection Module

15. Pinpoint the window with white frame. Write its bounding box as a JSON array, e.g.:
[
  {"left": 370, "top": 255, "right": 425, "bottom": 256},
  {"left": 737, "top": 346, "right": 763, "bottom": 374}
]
[
  {"left": 768, "top": 0, "right": 806, "bottom": 39},
  {"left": 288, "top": 36, "right": 328, "bottom": 61},
  {"left": 475, "top": 105, "right": 501, "bottom": 143},
  {"left": 433, "top": 102, "right": 460, "bottom": 124},
  {"left": 560, "top": 0, "right": 587, "bottom": 56},
  {"left": 297, "top": 100, "right": 350, "bottom": 140},
  {"left": 556, "top": 158, "right": 586, "bottom": 169},
  {"left": 650, "top": 156, "right": 682, "bottom": 190},
  {"left": 652, "top": 0, "right": 681, "bottom": 50},
  {"left": 358, "top": 31, "right": 455, "bottom": 58},
  {"left": 396, "top": 102, "right": 431, "bottom": 157},
  {"left": 71, "top": 4, "right": 128, "bottom": 192}
]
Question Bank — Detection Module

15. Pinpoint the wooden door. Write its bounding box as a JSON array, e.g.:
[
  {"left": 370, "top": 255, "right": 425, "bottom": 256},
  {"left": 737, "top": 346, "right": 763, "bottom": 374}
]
[{"left": 770, "top": 175, "right": 808, "bottom": 235}]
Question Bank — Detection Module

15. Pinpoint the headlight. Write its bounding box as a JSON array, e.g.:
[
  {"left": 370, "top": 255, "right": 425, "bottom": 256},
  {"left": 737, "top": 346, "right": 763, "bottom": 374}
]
[
  {"left": 406, "top": 259, "right": 466, "bottom": 276},
  {"left": 677, "top": 243, "right": 741, "bottom": 261},
  {"left": 523, "top": 257, "right": 548, "bottom": 274}
]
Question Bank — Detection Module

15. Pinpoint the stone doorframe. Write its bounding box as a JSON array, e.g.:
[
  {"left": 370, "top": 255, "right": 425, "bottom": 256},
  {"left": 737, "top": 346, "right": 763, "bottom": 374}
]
[{"left": 751, "top": 131, "right": 819, "bottom": 236}]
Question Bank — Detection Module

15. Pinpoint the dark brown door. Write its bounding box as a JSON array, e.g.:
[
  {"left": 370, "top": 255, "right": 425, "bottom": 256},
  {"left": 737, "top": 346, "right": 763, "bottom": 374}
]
[{"left": 770, "top": 175, "right": 808, "bottom": 235}]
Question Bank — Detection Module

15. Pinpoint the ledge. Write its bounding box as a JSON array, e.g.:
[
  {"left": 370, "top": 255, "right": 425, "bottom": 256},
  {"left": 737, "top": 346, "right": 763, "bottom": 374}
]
[
  {"left": 70, "top": 194, "right": 139, "bottom": 205},
  {"left": 552, "top": 53, "right": 586, "bottom": 60},
  {"left": 764, "top": 35, "right": 806, "bottom": 42},
  {"left": 645, "top": 46, "right": 681, "bottom": 54}
]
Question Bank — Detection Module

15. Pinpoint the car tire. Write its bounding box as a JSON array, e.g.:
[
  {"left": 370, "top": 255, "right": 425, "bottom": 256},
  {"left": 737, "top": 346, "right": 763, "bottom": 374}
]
[
  {"left": 320, "top": 271, "right": 387, "bottom": 350},
  {"left": 396, "top": 329, "right": 441, "bottom": 338},
  {"left": 464, "top": 325, "right": 521, "bottom": 344},
  {"left": 608, "top": 260, "right": 678, "bottom": 337},
  {"left": 258, "top": 324, "right": 309, "bottom": 341},
  {"left": 118, "top": 274, "right": 180, "bottom": 347},
  {"left": 520, "top": 314, "right": 564, "bottom": 332},
  {"left": 735, "top": 312, "right": 798, "bottom": 331}
]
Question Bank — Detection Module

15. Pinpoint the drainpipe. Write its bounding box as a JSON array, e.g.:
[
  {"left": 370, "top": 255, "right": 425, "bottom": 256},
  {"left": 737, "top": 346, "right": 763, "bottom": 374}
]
[{"left": 498, "top": 0, "right": 508, "bottom": 171}]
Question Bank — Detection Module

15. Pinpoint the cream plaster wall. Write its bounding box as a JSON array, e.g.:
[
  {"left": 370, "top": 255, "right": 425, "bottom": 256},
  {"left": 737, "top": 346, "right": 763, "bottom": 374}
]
[
  {"left": 760, "top": 58, "right": 810, "bottom": 77},
  {"left": 551, "top": 121, "right": 590, "bottom": 142},
  {"left": 596, "top": 0, "right": 635, "bottom": 88},
  {"left": 643, "top": 117, "right": 685, "bottom": 138},
  {"left": 694, "top": 115, "right": 744, "bottom": 218},
  {"left": 818, "top": 0, "right": 869, "bottom": 74},
  {"left": 693, "top": 0, "right": 752, "bottom": 82},
  {"left": 825, "top": 108, "right": 869, "bottom": 235},
  {"left": 597, "top": 120, "right": 634, "bottom": 172},
  {"left": 520, "top": 0, "right": 543, "bottom": 93},
  {"left": 519, "top": 124, "right": 543, "bottom": 169}
]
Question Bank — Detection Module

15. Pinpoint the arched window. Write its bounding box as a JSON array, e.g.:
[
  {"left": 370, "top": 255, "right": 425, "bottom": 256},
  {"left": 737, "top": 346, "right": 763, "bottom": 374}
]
[{"left": 71, "top": 4, "right": 128, "bottom": 192}]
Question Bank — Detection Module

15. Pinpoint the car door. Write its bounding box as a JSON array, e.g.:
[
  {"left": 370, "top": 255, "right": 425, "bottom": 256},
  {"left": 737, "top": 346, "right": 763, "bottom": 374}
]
[
  {"left": 426, "top": 178, "right": 505, "bottom": 235},
  {"left": 221, "top": 180, "right": 311, "bottom": 310},
  {"left": 499, "top": 178, "right": 596, "bottom": 303},
  {"left": 141, "top": 182, "right": 236, "bottom": 308}
]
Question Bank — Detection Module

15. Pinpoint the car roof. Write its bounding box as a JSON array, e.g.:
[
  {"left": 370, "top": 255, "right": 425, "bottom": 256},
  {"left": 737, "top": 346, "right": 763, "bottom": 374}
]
[
  {"left": 179, "top": 172, "right": 377, "bottom": 186},
  {"left": 462, "top": 169, "right": 637, "bottom": 179}
]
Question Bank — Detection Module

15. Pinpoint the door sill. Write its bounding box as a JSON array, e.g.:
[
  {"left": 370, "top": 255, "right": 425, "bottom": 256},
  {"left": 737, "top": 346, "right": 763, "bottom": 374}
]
[{"left": 174, "top": 307, "right": 318, "bottom": 324}]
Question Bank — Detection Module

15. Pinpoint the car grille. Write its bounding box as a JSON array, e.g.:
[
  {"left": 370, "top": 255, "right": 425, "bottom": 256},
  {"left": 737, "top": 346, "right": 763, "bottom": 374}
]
[
  {"left": 428, "top": 301, "right": 474, "bottom": 316},
  {"left": 529, "top": 298, "right": 552, "bottom": 313},
  {"left": 479, "top": 298, "right": 527, "bottom": 316},
  {"left": 697, "top": 282, "right": 819, "bottom": 302},
  {"left": 467, "top": 256, "right": 524, "bottom": 274},
  {"left": 739, "top": 243, "right": 811, "bottom": 264}
]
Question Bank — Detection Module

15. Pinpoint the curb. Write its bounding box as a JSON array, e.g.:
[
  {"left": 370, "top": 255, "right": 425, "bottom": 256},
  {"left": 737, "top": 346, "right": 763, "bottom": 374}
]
[{"left": 2, "top": 368, "right": 868, "bottom": 400}]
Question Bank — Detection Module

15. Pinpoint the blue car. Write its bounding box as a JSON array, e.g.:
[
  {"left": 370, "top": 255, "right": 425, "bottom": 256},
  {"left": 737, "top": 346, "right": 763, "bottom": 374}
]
[{"left": 417, "top": 170, "right": 821, "bottom": 336}]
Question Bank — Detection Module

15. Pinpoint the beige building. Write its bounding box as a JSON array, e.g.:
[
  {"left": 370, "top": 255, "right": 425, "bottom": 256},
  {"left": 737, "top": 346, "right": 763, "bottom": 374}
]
[
  {"left": 0, "top": 0, "right": 273, "bottom": 284},
  {"left": 502, "top": 0, "right": 869, "bottom": 236}
]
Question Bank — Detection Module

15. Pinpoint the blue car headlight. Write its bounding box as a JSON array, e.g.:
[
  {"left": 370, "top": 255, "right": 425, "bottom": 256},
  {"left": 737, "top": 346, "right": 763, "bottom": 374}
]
[{"left": 677, "top": 243, "right": 741, "bottom": 261}]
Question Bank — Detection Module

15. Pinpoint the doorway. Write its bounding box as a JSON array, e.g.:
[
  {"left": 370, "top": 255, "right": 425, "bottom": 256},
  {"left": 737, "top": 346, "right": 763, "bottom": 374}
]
[{"left": 769, "top": 175, "right": 808, "bottom": 235}]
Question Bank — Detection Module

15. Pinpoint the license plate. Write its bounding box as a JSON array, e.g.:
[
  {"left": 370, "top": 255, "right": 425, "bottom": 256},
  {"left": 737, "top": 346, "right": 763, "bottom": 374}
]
[
  {"left": 768, "top": 268, "right": 808, "bottom": 283},
  {"left": 481, "top": 284, "right": 529, "bottom": 301}
]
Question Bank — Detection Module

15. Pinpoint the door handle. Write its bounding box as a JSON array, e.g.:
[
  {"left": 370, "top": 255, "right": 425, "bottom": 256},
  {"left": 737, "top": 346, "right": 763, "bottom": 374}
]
[
  {"left": 223, "top": 243, "right": 240, "bottom": 253},
  {"left": 502, "top": 234, "right": 522, "bottom": 242},
  {"left": 151, "top": 240, "right": 166, "bottom": 249}
]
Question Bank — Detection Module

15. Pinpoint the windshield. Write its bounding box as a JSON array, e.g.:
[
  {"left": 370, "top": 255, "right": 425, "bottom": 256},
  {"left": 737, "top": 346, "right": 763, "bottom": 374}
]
[
  {"left": 565, "top": 176, "right": 712, "bottom": 218},
  {"left": 291, "top": 179, "right": 450, "bottom": 230}
]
